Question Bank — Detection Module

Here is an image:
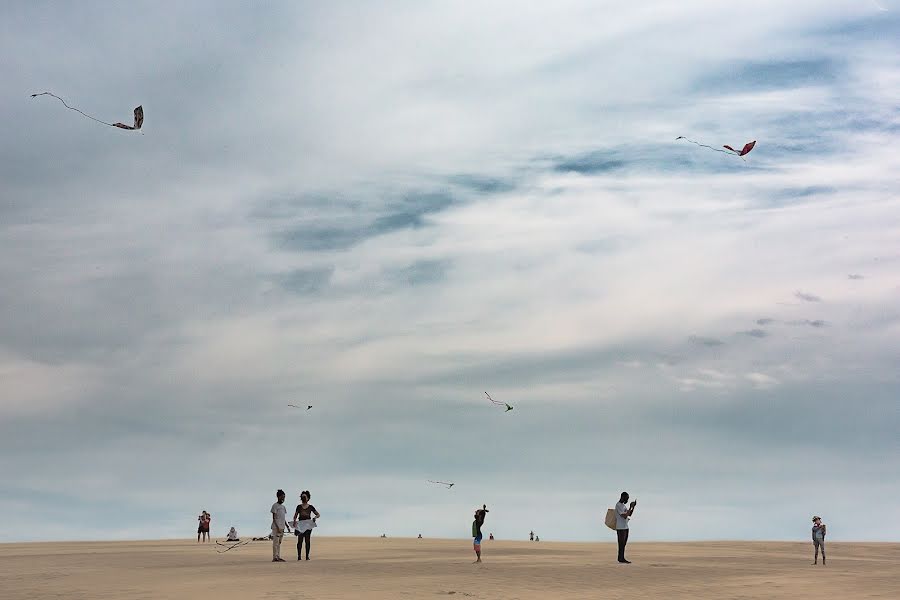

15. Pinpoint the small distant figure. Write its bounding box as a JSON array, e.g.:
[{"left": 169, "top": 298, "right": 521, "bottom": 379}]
[
  {"left": 197, "top": 511, "right": 211, "bottom": 543},
  {"left": 381, "top": 533, "right": 387, "bottom": 538},
  {"left": 270, "top": 489, "right": 288, "bottom": 562},
  {"left": 226, "top": 527, "right": 239, "bottom": 542},
  {"left": 489, "top": 533, "right": 494, "bottom": 541},
  {"left": 472, "top": 504, "right": 489, "bottom": 563},
  {"left": 418, "top": 533, "right": 423, "bottom": 539},
  {"left": 530, "top": 530, "right": 534, "bottom": 541},
  {"left": 616, "top": 492, "right": 637, "bottom": 564},
  {"left": 535, "top": 535, "right": 540, "bottom": 542},
  {"left": 812, "top": 516, "right": 827, "bottom": 565}
]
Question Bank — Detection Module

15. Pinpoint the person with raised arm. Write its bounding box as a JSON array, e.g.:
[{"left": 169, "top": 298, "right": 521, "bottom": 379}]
[{"left": 615, "top": 492, "right": 636, "bottom": 564}]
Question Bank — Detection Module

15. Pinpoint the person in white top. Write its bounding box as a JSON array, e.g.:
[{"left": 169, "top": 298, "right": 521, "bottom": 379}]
[
  {"left": 226, "top": 527, "right": 239, "bottom": 542},
  {"left": 270, "top": 489, "right": 288, "bottom": 562},
  {"left": 615, "top": 491, "right": 637, "bottom": 564}
]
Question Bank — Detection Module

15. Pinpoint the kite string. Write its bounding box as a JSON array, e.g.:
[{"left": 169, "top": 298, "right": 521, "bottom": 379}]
[
  {"left": 676, "top": 136, "right": 734, "bottom": 155},
  {"left": 676, "top": 136, "right": 746, "bottom": 161},
  {"left": 31, "top": 92, "right": 116, "bottom": 127}
]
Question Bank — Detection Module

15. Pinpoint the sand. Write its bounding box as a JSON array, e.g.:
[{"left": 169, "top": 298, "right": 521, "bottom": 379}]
[{"left": 1, "top": 538, "right": 897, "bottom": 599}]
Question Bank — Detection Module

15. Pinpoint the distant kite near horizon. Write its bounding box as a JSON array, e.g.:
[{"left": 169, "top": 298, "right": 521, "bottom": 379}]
[
  {"left": 288, "top": 404, "right": 312, "bottom": 410},
  {"left": 427, "top": 480, "right": 455, "bottom": 489},
  {"left": 676, "top": 136, "right": 756, "bottom": 159},
  {"left": 31, "top": 92, "right": 143, "bottom": 131},
  {"left": 485, "top": 392, "right": 513, "bottom": 412}
]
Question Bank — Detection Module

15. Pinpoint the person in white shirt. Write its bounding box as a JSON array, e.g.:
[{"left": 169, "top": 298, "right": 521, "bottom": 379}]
[
  {"left": 226, "top": 527, "right": 239, "bottom": 542},
  {"left": 270, "top": 489, "right": 288, "bottom": 562},
  {"left": 615, "top": 491, "right": 637, "bottom": 564}
]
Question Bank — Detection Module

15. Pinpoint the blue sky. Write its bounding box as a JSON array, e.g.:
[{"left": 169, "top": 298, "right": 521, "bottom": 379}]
[{"left": 1, "top": 1, "right": 898, "bottom": 543}]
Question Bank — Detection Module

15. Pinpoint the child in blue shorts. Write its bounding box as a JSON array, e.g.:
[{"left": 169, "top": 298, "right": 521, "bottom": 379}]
[{"left": 472, "top": 504, "right": 489, "bottom": 563}]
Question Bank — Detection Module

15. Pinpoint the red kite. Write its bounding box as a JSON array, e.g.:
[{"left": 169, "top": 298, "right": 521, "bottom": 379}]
[
  {"left": 676, "top": 136, "right": 756, "bottom": 159},
  {"left": 31, "top": 92, "right": 143, "bottom": 131},
  {"left": 723, "top": 140, "right": 756, "bottom": 156}
]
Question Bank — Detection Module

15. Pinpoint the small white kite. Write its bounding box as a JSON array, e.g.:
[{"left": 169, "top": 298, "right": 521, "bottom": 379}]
[
  {"left": 485, "top": 392, "right": 513, "bottom": 412},
  {"left": 427, "top": 480, "right": 455, "bottom": 489}
]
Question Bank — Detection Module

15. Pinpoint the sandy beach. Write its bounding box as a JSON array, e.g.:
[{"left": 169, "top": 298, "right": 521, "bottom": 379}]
[{"left": 1, "top": 538, "right": 897, "bottom": 600}]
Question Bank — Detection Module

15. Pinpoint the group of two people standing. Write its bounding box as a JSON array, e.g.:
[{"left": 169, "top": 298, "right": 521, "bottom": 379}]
[
  {"left": 270, "top": 489, "right": 321, "bottom": 562},
  {"left": 196, "top": 511, "right": 211, "bottom": 543},
  {"left": 613, "top": 493, "right": 828, "bottom": 567}
]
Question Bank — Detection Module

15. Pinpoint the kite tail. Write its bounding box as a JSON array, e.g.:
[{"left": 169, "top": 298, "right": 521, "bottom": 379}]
[
  {"left": 675, "top": 136, "right": 736, "bottom": 156},
  {"left": 31, "top": 92, "right": 116, "bottom": 127}
]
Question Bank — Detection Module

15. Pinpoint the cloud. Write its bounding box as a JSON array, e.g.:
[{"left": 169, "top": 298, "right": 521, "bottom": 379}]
[
  {"left": 447, "top": 174, "right": 517, "bottom": 194},
  {"left": 795, "top": 291, "right": 822, "bottom": 302},
  {"left": 739, "top": 329, "right": 768, "bottom": 338},
  {"left": 553, "top": 151, "right": 627, "bottom": 175},
  {"left": 617, "top": 360, "right": 644, "bottom": 368},
  {"left": 848, "top": 273, "right": 865, "bottom": 280},
  {"left": 745, "top": 372, "right": 780, "bottom": 389},
  {"left": 689, "top": 335, "right": 724, "bottom": 347},
  {"left": 276, "top": 267, "right": 333, "bottom": 294},
  {"left": 789, "top": 319, "right": 828, "bottom": 328},
  {"left": 1, "top": 0, "right": 899, "bottom": 543},
  {"left": 694, "top": 58, "right": 840, "bottom": 93}
]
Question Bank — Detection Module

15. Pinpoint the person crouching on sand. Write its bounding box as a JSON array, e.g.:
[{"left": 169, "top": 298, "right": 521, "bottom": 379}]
[
  {"left": 270, "top": 489, "right": 288, "bottom": 562},
  {"left": 616, "top": 492, "right": 636, "bottom": 563},
  {"left": 473, "top": 504, "right": 489, "bottom": 563},
  {"left": 812, "top": 516, "right": 826, "bottom": 565}
]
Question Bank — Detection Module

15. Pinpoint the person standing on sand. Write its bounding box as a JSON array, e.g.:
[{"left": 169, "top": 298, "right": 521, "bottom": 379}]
[
  {"left": 197, "top": 511, "right": 211, "bottom": 543},
  {"left": 812, "top": 516, "right": 827, "bottom": 565},
  {"left": 292, "top": 490, "right": 320, "bottom": 561},
  {"left": 473, "top": 504, "right": 489, "bottom": 563},
  {"left": 270, "top": 490, "right": 288, "bottom": 562},
  {"left": 615, "top": 492, "right": 636, "bottom": 563},
  {"left": 530, "top": 530, "right": 534, "bottom": 541}
]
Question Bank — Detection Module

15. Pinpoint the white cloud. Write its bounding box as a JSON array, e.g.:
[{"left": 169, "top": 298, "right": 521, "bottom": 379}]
[{"left": 0, "top": 0, "right": 898, "bottom": 542}]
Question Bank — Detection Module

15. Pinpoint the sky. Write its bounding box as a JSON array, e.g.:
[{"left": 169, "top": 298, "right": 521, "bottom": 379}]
[{"left": 1, "top": 1, "right": 898, "bottom": 543}]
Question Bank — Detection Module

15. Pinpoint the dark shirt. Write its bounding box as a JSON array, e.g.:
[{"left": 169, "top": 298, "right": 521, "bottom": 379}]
[
  {"left": 296, "top": 504, "right": 317, "bottom": 521},
  {"left": 474, "top": 509, "right": 487, "bottom": 536}
]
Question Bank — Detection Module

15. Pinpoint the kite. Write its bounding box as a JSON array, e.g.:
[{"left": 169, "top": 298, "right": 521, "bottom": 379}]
[
  {"left": 676, "top": 136, "right": 756, "bottom": 159},
  {"left": 485, "top": 392, "right": 513, "bottom": 412},
  {"left": 427, "top": 480, "right": 455, "bottom": 489},
  {"left": 31, "top": 92, "right": 143, "bottom": 131},
  {"left": 215, "top": 539, "right": 251, "bottom": 553},
  {"left": 288, "top": 404, "right": 312, "bottom": 410}
]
